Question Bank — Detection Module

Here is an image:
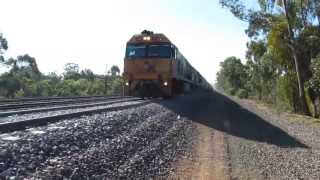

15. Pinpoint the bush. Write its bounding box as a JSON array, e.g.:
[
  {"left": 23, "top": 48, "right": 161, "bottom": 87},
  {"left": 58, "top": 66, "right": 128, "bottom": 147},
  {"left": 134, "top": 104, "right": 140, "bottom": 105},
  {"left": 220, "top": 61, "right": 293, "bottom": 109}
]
[
  {"left": 275, "top": 74, "right": 298, "bottom": 112},
  {"left": 227, "top": 88, "right": 237, "bottom": 95},
  {"left": 0, "top": 65, "right": 123, "bottom": 98},
  {"left": 15, "top": 89, "right": 25, "bottom": 97},
  {"left": 236, "top": 88, "right": 249, "bottom": 99}
]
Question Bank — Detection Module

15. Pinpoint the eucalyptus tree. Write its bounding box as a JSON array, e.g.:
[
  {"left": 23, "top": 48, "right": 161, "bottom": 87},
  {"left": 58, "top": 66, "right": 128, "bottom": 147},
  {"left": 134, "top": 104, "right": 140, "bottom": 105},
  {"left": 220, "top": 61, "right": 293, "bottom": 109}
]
[
  {"left": 307, "top": 56, "right": 320, "bottom": 118},
  {"left": 63, "top": 63, "right": 81, "bottom": 80},
  {"left": 216, "top": 56, "right": 248, "bottom": 95},
  {"left": 220, "top": 0, "right": 320, "bottom": 115},
  {"left": 0, "top": 34, "right": 8, "bottom": 64},
  {"left": 110, "top": 65, "right": 120, "bottom": 76}
]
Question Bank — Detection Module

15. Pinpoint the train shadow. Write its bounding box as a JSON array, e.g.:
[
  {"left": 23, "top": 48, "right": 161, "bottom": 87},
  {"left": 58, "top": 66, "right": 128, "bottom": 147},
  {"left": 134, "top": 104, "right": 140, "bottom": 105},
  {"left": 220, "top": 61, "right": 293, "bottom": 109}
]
[{"left": 157, "top": 91, "right": 308, "bottom": 148}]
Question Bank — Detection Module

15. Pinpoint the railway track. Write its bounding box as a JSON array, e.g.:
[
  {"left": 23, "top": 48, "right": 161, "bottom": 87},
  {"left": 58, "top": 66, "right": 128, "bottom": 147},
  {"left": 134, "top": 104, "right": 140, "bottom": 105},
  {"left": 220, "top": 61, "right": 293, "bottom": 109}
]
[
  {"left": 0, "top": 96, "right": 129, "bottom": 110},
  {"left": 0, "top": 95, "right": 108, "bottom": 104},
  {"left": 0, "top": 97, "right": 140, "bottom": 117},
  {"left": 0, "top": 98, "right": 150, "bottom": 133}
]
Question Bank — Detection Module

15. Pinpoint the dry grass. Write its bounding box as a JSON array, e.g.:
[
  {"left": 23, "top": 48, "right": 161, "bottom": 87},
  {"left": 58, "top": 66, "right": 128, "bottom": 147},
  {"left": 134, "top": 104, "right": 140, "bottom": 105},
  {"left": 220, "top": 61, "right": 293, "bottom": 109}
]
[
  {"left": 238, "top": 97, "right": 320, "bottom": 128},
  {"left": 282, "top": 112, "right": 320, "bottom": 127}
]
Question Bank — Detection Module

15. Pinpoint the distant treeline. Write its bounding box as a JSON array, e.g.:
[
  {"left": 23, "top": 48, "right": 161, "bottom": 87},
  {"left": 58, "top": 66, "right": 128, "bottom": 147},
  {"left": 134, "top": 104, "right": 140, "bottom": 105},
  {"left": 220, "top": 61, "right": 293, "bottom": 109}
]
[
  {"left": 0, "top": 34, "right": 122, "bottom": 98},
  {"left": 217, "top": 0, "right": 320, "bottom": 118}
]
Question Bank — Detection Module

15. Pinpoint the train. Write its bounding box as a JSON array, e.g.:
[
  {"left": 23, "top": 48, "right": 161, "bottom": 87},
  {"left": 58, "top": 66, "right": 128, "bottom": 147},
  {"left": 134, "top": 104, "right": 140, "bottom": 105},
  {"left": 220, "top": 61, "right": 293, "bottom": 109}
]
[{"left": 123, "top": 30, "right": 212, "bottom": 97}]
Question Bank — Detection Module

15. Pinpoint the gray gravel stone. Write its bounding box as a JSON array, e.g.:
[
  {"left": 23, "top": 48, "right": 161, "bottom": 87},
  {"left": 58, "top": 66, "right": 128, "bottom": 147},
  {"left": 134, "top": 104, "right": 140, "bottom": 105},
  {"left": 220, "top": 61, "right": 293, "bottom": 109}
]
[
  {"left": 227, "top": 97, "right": 320, "bottom": 180},
  {"left": 0, "top": 103, "right": 194, "bottom": 179}
]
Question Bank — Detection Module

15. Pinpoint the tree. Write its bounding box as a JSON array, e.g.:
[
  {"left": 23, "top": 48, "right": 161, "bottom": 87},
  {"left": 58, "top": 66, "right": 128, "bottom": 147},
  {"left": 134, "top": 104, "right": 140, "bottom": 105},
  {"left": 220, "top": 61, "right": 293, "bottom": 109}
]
[
  {"left": 0, "top": 74, "right": 21, "bottom": 98},
  {"left": 0, "top": 33, "right": 8, "bottom": 63},
  {"left": 1, "top": 54, "right": 41, "bottom": 77},
  {"left": 80, "top": 69, "right": 95, "bottom": 81},
  {"left": 307, "top": 56, "right": 320, "bottom": 118},
  {"left": 110, "top": 65, "right": 120, "bottom": 76},
  {"left": 219, "top": 0, "right": 320, "bottom": 115},
  {"left": 64, "top": 63, "right": 79, "bottom": 73},
  {"left": 216, "top": 56, "right": 248, "bottom": 96},
  {"left": 63, "top": 63, "right": 81, "bottom": 80},
  {"left": 280, "top": 0, "right": 309, "bottom": 115},
  {"left": 17, "top": 54, "right": 41, "bottom": 75},
  {"left": 245, "top": 40, "right": 268, "bottom": 99},
  {"left": 47, "top": 72, "right": 62, "bottom": 84},
  {"left": 0, "top": 33, "right": 117, "bottom": 98}
]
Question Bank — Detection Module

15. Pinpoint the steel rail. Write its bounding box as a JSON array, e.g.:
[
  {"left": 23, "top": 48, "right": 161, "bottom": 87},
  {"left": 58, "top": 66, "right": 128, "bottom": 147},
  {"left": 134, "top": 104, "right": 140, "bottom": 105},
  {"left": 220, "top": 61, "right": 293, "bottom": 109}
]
[
  {"left": 0, "top": 95, "right": 108, "bottom": 104},
  {"left": 0, "top": 96, "right": 131, "bottom": 110},
  {"left": 0, "top": 100, "right": 151, "bottom": 133},
  {"left": 0, "top": 97, "right": 141, "bottom": 117}
]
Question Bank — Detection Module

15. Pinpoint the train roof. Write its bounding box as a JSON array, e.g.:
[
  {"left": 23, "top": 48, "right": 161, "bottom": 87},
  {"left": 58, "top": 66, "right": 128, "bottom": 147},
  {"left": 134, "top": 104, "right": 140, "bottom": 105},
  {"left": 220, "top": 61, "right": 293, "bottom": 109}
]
[{"left": 127, "top": 30, "right": 172, "bottom": 44}]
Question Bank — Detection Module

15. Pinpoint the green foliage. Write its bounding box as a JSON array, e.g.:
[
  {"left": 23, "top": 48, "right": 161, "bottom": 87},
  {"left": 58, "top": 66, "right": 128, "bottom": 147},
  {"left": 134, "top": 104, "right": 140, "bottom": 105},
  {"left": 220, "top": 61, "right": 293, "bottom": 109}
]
[
  {"left": 216, "top": 56, "right": 248, "bottom": 95},
  {"left": 216, "top": 57, "right": 247, "bottom": 91},
  {"left": 219, "top": 0, "right": 249, "bottom": 20},
  {"left": 80, "top": 69, "right": 95, "bottom": 81},
  {"left": 0, "top": 74, "right": 21, "bottom": 98},
  {"left": 275, "top": 74, "right": 298, "bottom": 111},
  {"left": 267, "top": 17, "right": 293, "bottom": 69},
  {"left": 228, "top": 88, "right": 237, "bottom": 96},
  {"left": 108, "top": 76, "right": 123, "bottom": 95},
  {"left": 236, "top": 88, "right": 249, "bottom": 99},
  {"left": 0, "top": 34, "right": 8, "bottom": 52},
  {"left": 14, "top": 89, "right": 25, "bottom": 98},
  {"left": 16, "top": 55, "right": 41, "bottom": 75},
  {"left": 110, "top": 65, "right": 120, "bottom": 76},
  {"left": 87, "top": 79, "right": 106, "bottom": 95},
  {"left": 37, "top": 80, "right": 56, "bottom": 96},
  {"left": 307, "top": 56, "right": 320, "bottom": 93},
  {"left": 0, "top": 34, "right": 8, "bottom": 63},
  {"left": 219, "top": 0, "right": 320, "bottom": 116},
  {"left": 63, "top": 63, "right": 81, "bottom": 80},
  {"left": 0, "top": 62, "right": 123, "bottom": 98}
]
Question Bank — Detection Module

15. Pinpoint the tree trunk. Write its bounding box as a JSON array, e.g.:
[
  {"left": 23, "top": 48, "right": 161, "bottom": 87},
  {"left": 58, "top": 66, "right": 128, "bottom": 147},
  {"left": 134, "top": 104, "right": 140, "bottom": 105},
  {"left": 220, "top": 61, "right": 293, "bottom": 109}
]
[
  {"left": 282, "top": 0, "right": 311, "bottom": 115},
  {"left": 317, "top": 4, "right": 320, "bottom": 28},
  {"left": 314, "top": 97, "right": 320, "bottom": 118}
]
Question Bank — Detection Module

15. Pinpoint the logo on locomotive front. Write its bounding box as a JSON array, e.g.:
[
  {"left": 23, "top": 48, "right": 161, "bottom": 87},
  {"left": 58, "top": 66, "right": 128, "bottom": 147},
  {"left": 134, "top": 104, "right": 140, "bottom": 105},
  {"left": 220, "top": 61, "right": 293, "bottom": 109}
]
[{"left": 143, "top": 61, "right": 156, "bottom": 73}]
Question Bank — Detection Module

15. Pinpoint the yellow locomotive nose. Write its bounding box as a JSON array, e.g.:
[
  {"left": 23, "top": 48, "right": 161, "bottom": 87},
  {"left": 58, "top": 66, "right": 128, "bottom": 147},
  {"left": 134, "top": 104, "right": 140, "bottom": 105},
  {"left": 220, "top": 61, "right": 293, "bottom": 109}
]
[{"left": 123, "top": 58, "right": 173, "bottom": 97}]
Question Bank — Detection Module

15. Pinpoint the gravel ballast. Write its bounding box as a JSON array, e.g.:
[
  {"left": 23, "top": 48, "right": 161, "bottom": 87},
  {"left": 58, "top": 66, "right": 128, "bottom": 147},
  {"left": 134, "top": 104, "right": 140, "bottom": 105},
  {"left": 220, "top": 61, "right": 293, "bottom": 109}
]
[
  {"left": 226, "top": 96, "right": 320, "bottom": 179},
  {"left": 2, "top": 91, "right": 318, "bottom": 179},
  {"left": 0, "top": 103, "right": 194, "bottom": 179}
]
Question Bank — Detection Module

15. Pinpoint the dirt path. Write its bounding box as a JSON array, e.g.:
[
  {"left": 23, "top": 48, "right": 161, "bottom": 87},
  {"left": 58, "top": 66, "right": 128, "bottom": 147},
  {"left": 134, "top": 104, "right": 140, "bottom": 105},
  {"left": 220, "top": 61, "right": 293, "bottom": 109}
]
[{"left": 171, "top": 123, "right": 230, "bottom": 180}]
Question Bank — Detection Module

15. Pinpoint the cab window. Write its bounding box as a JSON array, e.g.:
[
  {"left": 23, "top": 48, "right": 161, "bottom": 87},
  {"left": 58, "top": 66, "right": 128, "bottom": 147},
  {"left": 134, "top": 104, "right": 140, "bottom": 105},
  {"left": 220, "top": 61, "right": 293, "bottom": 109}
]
[
  {"left": 148, "top": 45, "right": 172, "bottom": 58},
  {"left": 125, "top": 45, "right": 146, "bottom": 58}
]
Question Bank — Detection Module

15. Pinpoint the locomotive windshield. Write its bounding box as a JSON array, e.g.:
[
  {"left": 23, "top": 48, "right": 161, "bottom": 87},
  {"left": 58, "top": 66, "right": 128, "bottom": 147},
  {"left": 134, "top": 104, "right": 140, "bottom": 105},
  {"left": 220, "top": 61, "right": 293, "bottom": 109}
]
[
  {"left": 148, "top": 45, "right": 171, "bottom": 58},
  {"left": 126, "top": 45, "right": 146, "bottom": 58},
  {"left": 125, "top": 44, "right": 173, "bottom": 59}
]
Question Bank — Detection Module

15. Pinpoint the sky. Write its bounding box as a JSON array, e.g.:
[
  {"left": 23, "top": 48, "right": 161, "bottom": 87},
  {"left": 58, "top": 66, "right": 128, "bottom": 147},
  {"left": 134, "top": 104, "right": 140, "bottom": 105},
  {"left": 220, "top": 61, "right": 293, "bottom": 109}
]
[{"left": 0, "top": 0, "right": 257, "bottom": 83}]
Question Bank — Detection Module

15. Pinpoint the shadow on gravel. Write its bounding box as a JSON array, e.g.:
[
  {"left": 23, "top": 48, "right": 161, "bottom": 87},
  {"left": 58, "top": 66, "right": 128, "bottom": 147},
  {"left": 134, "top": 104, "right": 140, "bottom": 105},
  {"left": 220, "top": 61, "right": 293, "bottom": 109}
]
[{"left": 157, "top": 91, "right": 308, "bottom": 148}]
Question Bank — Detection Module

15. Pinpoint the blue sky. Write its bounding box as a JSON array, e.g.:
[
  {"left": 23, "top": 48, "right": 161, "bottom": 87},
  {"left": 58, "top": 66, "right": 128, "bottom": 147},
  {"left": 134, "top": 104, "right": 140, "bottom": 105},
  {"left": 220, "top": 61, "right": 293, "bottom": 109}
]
[{"left": 0, "top": 0, "right": 257, "bottom": 83}]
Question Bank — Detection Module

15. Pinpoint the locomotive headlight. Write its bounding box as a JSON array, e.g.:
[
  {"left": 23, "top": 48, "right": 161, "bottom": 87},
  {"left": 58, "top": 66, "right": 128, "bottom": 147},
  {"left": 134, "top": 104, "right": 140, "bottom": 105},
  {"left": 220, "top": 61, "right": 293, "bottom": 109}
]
[
  {"left": 143, "top": 36, "right": 151, "bottom": 41},
  {"left": 163, "top": 81, "right": 168, "bottom": 86},
  {"left": 125, "top": 82, "right": 129, "bottom": 86}
]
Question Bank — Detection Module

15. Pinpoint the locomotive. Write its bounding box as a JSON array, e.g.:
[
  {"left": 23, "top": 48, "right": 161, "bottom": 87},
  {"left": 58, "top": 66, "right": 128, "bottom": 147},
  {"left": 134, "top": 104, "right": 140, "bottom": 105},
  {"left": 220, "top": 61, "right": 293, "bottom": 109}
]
[{"left": 123, "top": 30, "right": 211, "bottom": 97}]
